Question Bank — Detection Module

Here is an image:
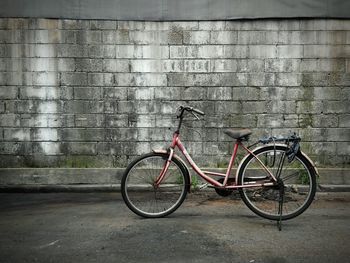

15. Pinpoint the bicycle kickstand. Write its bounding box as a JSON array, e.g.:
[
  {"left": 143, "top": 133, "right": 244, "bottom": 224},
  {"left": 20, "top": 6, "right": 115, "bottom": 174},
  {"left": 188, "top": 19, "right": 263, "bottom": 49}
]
[{"left": 277, "top": 184, "right": 284, "bottom": 231}]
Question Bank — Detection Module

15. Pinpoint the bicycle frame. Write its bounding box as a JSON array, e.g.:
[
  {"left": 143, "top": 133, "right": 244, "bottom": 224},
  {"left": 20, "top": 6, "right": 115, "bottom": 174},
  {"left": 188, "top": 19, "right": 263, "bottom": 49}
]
[{"left": 155, "top": 132, "right": 278, "bottom": 190}]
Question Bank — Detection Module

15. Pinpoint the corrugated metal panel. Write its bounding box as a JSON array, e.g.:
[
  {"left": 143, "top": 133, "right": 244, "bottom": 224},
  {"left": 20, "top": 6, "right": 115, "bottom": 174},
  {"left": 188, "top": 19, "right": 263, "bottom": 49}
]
[{"left": 0, "top": 0, "right": 349, "bottom": 20}]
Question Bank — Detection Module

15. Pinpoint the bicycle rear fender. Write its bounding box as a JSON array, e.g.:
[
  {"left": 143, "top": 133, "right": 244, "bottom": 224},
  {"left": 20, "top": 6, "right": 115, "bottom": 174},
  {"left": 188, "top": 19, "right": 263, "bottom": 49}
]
[
  {"left": 235, "top": 144, "right": 319, "bottom": 181},
  {"left": 152, "top": 149, "right": 192, "bottom": 192}
]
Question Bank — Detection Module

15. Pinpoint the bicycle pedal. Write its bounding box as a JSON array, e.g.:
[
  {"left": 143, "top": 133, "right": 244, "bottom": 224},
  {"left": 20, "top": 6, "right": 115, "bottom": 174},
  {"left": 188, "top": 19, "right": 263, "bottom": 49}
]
[{"left": 198, "top": 183, "right": 209, "bottom": 190}]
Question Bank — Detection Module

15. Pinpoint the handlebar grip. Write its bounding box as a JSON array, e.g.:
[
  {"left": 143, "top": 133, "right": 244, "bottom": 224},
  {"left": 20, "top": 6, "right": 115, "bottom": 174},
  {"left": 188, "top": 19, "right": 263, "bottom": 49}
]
[{"left": 192, "top": 108, "right": 205, "bottom": 115}]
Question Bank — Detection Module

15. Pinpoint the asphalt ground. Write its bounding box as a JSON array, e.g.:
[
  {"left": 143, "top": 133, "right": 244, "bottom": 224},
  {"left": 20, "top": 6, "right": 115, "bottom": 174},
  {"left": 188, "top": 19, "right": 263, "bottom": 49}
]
[{"left": 0, "top": 191, "right": 349, "bottom": 263}]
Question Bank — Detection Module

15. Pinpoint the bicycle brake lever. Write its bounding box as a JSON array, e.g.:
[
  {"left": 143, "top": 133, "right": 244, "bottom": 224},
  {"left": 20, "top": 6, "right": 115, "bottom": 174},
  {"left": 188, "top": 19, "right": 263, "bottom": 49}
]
[{"left": 191, "top": 111, "right": 200, "bottom": 120}]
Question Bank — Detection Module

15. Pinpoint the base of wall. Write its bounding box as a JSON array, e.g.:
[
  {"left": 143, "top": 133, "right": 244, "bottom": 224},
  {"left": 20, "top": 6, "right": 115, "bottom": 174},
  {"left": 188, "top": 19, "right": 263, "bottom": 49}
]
[{"left": 0, "top": 167, "right": 349, "bottom": 192}]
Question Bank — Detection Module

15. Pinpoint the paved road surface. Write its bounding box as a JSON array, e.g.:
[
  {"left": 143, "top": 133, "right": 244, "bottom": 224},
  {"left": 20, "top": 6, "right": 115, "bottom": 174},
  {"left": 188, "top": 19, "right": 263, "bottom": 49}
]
[{"left": 0, "top": 192, "right": 349, "bottom": 263}]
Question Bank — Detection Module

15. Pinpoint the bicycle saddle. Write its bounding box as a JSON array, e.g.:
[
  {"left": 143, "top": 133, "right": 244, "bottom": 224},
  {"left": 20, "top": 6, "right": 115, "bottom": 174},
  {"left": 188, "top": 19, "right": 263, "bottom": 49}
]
[{"left": 224, "top": 129, "right": 252, "bottom": 140}]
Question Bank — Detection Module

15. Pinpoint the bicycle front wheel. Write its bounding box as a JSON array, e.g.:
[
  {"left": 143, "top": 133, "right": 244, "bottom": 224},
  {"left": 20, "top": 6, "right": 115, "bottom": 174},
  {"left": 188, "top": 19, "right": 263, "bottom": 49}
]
[
  {"left": 238, "top": 145, "right": 316, "bottom": 221},
  {"left": 121, "top": 152, "right": 189, "bottom": 218}
]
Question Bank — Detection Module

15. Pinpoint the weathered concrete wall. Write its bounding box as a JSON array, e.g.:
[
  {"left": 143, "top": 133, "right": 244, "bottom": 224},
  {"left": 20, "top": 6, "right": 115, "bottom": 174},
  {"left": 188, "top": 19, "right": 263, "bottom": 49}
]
[{"left": 0, "top": 18, "right": 349, "bottom": 170}]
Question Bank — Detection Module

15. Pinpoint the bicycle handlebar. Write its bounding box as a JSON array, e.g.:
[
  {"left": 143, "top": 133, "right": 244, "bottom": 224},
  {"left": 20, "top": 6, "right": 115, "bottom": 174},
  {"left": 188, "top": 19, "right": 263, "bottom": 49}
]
[{"left": 178, "top": 106, "right": 205, "bottom": 117}]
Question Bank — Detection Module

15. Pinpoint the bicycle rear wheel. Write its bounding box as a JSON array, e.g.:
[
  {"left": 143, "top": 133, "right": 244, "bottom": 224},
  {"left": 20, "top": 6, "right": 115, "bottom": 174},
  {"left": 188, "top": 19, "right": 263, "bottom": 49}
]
[
  {"left": 121, "top": 152, "right": 189, "bottom": 218},
  {"left": 238, "top": 145, "right": 316, "bottom": 221}
]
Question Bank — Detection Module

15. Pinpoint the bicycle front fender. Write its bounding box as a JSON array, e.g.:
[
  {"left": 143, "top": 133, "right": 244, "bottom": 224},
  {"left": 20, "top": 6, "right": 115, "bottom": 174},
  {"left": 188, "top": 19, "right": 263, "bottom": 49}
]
[{"left": 152, "top": 149, "right": 192, "bottom": 192}]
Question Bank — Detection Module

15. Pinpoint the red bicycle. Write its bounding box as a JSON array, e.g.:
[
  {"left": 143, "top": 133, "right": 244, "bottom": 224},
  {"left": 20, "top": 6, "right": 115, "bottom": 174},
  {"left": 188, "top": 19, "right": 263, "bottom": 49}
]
[{"left": 121, "top": 106, "right": 317, "bottom": 226}]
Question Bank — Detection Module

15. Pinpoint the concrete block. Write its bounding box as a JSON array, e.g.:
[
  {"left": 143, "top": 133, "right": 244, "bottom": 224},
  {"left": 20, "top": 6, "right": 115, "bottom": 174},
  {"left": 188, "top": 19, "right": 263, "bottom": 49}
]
[
  {"left": 57, "top": 44, "right": 88, "bottom": 57},
  {"left": 224, "top": 45, "right": 247, "bottom": 58},
  {"left": 167, "top": 73, "right": 247, "bottom": 87},
  {"left": 129, "top": 31, "right": 165, "bottom": 44},
  {"left": 61, "top": 72, "right": 87, "bottom": 86},
  {"left": 260, "top": 87, "right": 287, "bottom": 100},
  {"left": 103, "top": 59, "right": 129, "bottom": 72},
  {"left": 88, "top": 45, "right": 104, "bottom": 58},
  {"left": 128, "top": 87, "right": 154, "bottom": 100},
  {"left": 300, "top": 59, "right": 346, "bottom": 72},
  {"left": 114, "top": 73, "right": 166, "bottom": 86},
  {"left": 61, "top": 20, "right": 89, "bottom": 30},
  {"left": 63, "top": 101, "right": 104, "bottom": 114},
  {"left": 215, "top": 101, "right": 241, "bottom": 114},
  {"left": 207, "top": 87, "right": 232, "bottom": 100},
  {"left": 183, "top": 31, "right": 210, "bottom": 44},
  {"left": 133, "top": 115, "right": 156, "bottom": 128},
  {"left": 65, "top": 142, "right": 97, "bottom": 155},
  {"left": 240, "top": 31, "right": 278, "bottom": 44},
  {"left": 117, "top": 21, "right": 145, "bottom": 30},
  {"left": 170, "top": 46, "right": 198, "bottom": 58},
  {"left": 103, "top": 30, "right": 129, "bottom": 44},
  {"left": 301, "top": 72, "right": 347, "bottom": 87},
  {"left": 339, "top": 114, "right": 350, "bottom": 127},
  {"left": 277, "top": 45, "right": 303, "bottom": 58},
  {"left": 58, "top": 58, "right": 76, "bottom": 72},
  {"left": 60, "top": 128, "right": 105, "bottom": 142},
  {"left": 243, "top": 59, "right": 265, "bottom": 72},
  {"left": 16, "top": 100, "right": 61, "bottom": 114},
  {"left": 75, "top": 58, "right": 103, "bottom": 72},
  {"left": 199, "top": 21, "right": 225, "bottom": 30},
  {"left": 4, "top": 128, "right": 31, "bottom": 141},
  {"left": 265, "top": 59, "right": 300, "bottom": 72},
  {"left": 248, "top": 45, "right": 276, "bottom": 58},
  {"left": 28, "top": 18, "right": 60, "bottom": 30},
  {"left": 20, "top": 87, "right": 60, "bottom": 100},
  {"left": 257, "top": 114, "right": 295, "bottom": 128},
  {"left": 47, "top": 114, "right": 75, "bottom": 128},
  {"left": 0, "top": 114, "right": 20, "bottom": 127},
  {"left": 232, "top": 87, "right": 260, "bottom": 101},
  {"left": 275, "top": 73, "right": 302, "bottom": 86},
  {"left": 73, "top": 87, "right": 102, "bottom": 100},
  {"left": 90, "top": 20, "right": 116, "bottom": 30},
  {"left": 61, "top": 30, "right": 77, "bottom": 43},
  {"left": 210, "top": 31, "right": 237, "bottom": 44},
  {"left": 0, "top": 101, "right": 5, "bottom": 112},
  {"left": 130, "top": 60, "right": 162, "bottom": 73},
  {"left": 103, "top": 45, "right": 116, "bottom": 58},
  {"left": 75, "top": 114, "right": 105, "bottom": 127},
  {"left": 32, "top": 128, "right": 59, "bottom": 141},
  {"left": 103, "top": 87, "right": 128, "bottom": 100},
  {"left": 25, "top": 58, "right": 54, "bottom": 71},
  {"left": 32, "top": 72, "right": 58, "bottom": 86},
  {"left": 104, "top": 114, "right": 128, "bottom": 128},
  {"left": 325, "top": 20, "right": 350, "bottom": 30},
  {"left": 0, "top": 86, "right": 17, "bottom": 99},
  {"left": 33, "top": 142, "right": 62, "bottom": 155},
  {"left": 211, "top": 59, "right": 238, "bottom": 72},
  {"left": 0, "top": 142, "right": 30, "bottom": 155},
  {"left": 242, "top": 101, "right": 269, "bottom": 114},
  {"left": 336, "top": 142, "right": 350, "bottom": 156},
  {"left": 106, "top": 128, "right": 137, "bottom": 141},
  {"left": 145, "top": 22, "right": 170, "bottom": 30},
  {"left": 312, "top": 87, "right": 342, "bottom": 100},
  {"left": 310, "top": 114, "right": 339, "bottom": 128},
  {"left": 154, "top": 86, "right": 206, "bottom": 100},
  {"left": 297, "top": 101, "right": 346, "bottom": 114},
  {"left": 304, "top": 45, "right": 350, "bottom": 58},
  {"left": 198, "top": 45, "right": 224, "bottom": 58},
  {"left": 171, "top": 22, "right": 198, "bottom": 30},
  {"left": 184, "top": 60, "right": 210, "bottom": 72},
  {"left": 248, "top": 73, "right": 275, "bottom": 86},
  {"left": 115, "top": 45, "right": 147, "bottom": 59}
]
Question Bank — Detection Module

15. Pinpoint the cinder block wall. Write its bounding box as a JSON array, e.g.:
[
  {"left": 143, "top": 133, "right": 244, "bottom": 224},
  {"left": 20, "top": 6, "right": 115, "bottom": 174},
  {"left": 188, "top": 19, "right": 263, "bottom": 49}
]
[{"left": 0, "top": 18, "right": 349, "bottom": 168}]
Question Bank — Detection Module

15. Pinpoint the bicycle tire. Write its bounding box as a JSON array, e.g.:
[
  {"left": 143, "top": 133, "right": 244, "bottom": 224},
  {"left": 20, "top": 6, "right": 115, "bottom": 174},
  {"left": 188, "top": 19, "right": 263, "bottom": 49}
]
[
  {"left": 121, "top": 152, "right": 189, "bottom": 218},
  {"left": 238, "top": 145, "right": 316, "bottom": 221}
]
